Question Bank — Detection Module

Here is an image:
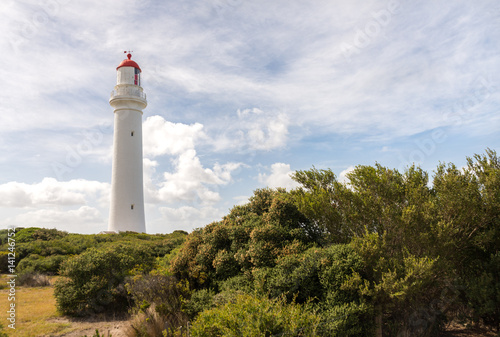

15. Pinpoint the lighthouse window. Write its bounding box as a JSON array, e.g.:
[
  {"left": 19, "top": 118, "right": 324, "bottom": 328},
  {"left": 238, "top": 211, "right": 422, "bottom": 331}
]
[
  {"left": 131, "top": 204, "right": 134, "bottom": 210},
  {"left": 131, "top": 131, "right": 134, "bottom": 136},
  {"left": 134, "top": 68, "right": 140, "bottom": 86}
]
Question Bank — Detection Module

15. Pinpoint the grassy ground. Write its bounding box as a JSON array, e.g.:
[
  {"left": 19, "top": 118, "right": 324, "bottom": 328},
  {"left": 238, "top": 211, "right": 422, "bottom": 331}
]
[
  {"left": 0, "top": 275, "right": 72, "bottom": 336},
  {"left": 0, "top": 275, "right": 128, "bottom": 337}
]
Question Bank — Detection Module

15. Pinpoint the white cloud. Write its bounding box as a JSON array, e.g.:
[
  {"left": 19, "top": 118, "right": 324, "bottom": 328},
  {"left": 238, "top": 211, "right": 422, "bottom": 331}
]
[
  {"left": 338, "top": 166, "right": 355, "bottom": 184},
  {"left": 143, "top": 158, "right": 160, "bottom": 203},
  {"left": 6, "top": 206, "right": 105, "bottom": 233},
  {"left": 0, "top": 178, "right": 110, "bottom": 208},
  {"left": 142, "top": 116, "right": 242, "bottom": 205},
  {"left": 158, "top": 205, "right": 224, "bottom": 229},
  {"left": 258, "top": 163, "right": 299, "bottom": 190},
  {"left": 143, "top": 115, "right": 205, "bottom": 157},
  {"left": 233, "top": 195, "right": 250, "bottom": 206},
  {"left": 159, "top": 149, "right": 240, "bottom": 204},
  {"left": 213, "top": 108, "right": 290, "bottom": 152}
]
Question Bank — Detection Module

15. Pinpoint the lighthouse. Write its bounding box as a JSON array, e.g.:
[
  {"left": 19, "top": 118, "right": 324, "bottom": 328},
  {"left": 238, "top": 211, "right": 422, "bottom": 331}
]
[{"left": 108, "top": 52, "right": 147, "bottom": 233}]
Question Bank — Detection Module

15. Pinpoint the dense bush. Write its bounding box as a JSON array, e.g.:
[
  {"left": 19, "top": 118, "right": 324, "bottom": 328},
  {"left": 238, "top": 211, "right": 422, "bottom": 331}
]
[
  {"left": 15, "top": 227, "right": 67, "bottom": 243},
  {"left": 171, "top": 150, "right": 500, "bottom": 336},
  {"left": 0, "top": 252, "right": 9, "bottom": 273},
  {"left": 254, "top": 245, "right": 363, "bottom": 303},
  {"left": 250, "top": 245, "right": 373, "bottom": 336},
  {"left": 190, "top": 293, "right": 320, "bottom": 337},
  {"left": 289, "top": 150, "right": 500, "bottom": 335},
  {"left": 54, "top": 243, "right": 157, "bottom": 316},
  {"left": 170, "top": 188, "right": 321, "bottom": 290},
  {"left": 17, "top": 254, "right": 67, "bottom": 275}
]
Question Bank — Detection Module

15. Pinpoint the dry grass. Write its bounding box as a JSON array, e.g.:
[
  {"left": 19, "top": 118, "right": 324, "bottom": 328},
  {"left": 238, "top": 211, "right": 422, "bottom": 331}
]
[
  {"left": 0, "top": 274, "right": 130, "bottom": 337},
  {"left": 124, "top": 304, "right": 166, "bottom": 337},
  {"left": 0, "top": 278, "right": 72, "bottom": 337},
  {"left": 17, "top": 272, "right": 51, "bottom": 287}
]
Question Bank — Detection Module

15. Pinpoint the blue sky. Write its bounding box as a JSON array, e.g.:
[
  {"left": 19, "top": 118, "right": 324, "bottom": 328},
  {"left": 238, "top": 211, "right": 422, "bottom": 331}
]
[{"left": 0, "top": 0, "right": 499, "bottom": 234}]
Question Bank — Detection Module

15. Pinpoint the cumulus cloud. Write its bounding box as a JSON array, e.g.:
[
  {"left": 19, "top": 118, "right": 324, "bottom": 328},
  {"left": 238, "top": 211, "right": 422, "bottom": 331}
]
[
  {"left": 142, "top": 116, "right": 242, "bottom": 205},
  {"left": 258, "top": 163, "right": 300, "bottom": 190},
  {"left": 11, "top": 206, "right": 102, "bottom": 224},
  {"left": 159, "top": 149, "right": 240, "bottom": 204},
  {"left": 5, "top": 206, "right": 105, "bottom": 233},
  {"left": 158, "top": 205, "right": 224, "bottom": 228},
  {"left": 338, "top": 165, "right": 355, "bottom": 184},
  {"left": 0, "top": 178, "right": 110, "bottom": 208},
  {"left": 143, "top": 115, "right": 205, "bottom": 157}
]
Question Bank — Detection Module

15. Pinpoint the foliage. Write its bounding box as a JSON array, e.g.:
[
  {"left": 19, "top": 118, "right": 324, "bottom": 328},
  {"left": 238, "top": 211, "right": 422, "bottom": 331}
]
[
  {"left": 464, "top": 252, "right": 500, "bottom": 330},
  {"left": 0, "top": 252, "right": 9, "bottom": 273},
  {"left": 17, "top": 254, "right": 67, "bottom": 275},
  {"left": 252, "top": 244, "right": 373, "bottom": 336},
  {"left": 183, "top": 288, "right": 217, "bottom": 319},
  {"left": 170, "top": 188, "right": 320, "bottom": 290},
  {"left": 253, "top": 245, "right": 362, "bottom": 303},
  {"left": 318, "top": 301, "right": 373, "bottom": 337},
  {"left": 190, "top": 293, "right": 320, "bottom": 337},
  {"left": 1, "top": 228, "right": 187, "bottom": 272},
  {"left": 54, "top": 243, "right": 157, "bottom": 316},
  {"left": 15, "top": 227, "right": 68, "bottom": 243},
  {"left": 290, "top": 149, "right": 500, "bottom": 334}
]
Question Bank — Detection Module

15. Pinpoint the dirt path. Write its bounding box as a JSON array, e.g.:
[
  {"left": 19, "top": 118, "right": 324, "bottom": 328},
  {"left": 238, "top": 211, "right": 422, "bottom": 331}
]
[
  {"left": 44, "top": 317, "right": 131, "bottom": 337},
  {"left": 440, "top": 322, "right": 498, "bottom": 337}
]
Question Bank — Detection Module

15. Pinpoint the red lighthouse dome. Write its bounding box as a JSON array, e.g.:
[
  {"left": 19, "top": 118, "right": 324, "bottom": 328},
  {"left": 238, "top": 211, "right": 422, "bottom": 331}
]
[{"left": 117, "top": 53, "right": 141, "bottom": 72}]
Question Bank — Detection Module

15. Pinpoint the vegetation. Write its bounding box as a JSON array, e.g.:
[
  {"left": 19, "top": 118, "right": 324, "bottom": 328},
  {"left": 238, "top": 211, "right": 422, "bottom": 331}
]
[
  {"left": 190, "top": 293, "right": 320, "bottom": 336},
  {"left": 1, "top": 149, "right": 498, "bottom": 336}
]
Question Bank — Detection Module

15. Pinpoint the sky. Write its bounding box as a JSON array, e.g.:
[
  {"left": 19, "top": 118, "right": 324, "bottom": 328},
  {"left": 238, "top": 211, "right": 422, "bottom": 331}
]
[{"left": 0, "top": 0, "right": 499, "bottom": 234}]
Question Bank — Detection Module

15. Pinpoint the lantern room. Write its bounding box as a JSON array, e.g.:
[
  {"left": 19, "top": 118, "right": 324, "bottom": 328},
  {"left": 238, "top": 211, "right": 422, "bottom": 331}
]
[{"left": 116, "top": 53, "right": 142, "bottom": 86}]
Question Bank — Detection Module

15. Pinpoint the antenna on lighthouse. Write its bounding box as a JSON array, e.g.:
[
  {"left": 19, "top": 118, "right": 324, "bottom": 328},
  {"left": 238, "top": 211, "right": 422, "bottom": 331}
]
[{"left": 124, "top": 50, "right": 133, "bottom": 59}]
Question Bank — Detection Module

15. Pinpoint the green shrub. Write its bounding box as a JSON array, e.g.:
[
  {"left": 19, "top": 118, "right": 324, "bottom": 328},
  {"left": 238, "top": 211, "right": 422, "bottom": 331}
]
[
  {"left": 17, "top": 254, "right": 66, "bottom": 274},
  {"left": 54, "top": 243, "right": 156, "bottom": 316},
  {"left": 15, "top": 227, "right": 67, "bottom": 243},
  {"left": 170, "top": 188, "right": 319, "bottom": 290},
  {"left": 183, "top": 289, "right": 216, "bottom": 319},
  {"left": 317, "top": 302, "right": 373, "bottom": 336},
  {"left": 190, "top": 293, "right": 320, "bottom": 337},
  {"left": 0, "top": 252, "right": 9, "bottom": 273},
  {"left": 253, "top": 245, "right": 364, "bottom": 305},
  {"left": 464, "top": 251, "right": 500, "bottom": 329}
]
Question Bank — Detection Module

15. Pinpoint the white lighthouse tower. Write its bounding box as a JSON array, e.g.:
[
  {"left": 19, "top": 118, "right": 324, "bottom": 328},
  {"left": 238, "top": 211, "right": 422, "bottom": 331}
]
[{"left": 108, "top": 52, "right": 147, "bottom": 233}]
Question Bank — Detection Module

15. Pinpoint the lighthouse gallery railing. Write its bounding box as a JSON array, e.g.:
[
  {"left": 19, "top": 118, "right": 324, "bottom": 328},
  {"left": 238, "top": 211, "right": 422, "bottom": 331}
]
[{"left": 110, "top": 87, "right": 146, "bottom": 100}]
